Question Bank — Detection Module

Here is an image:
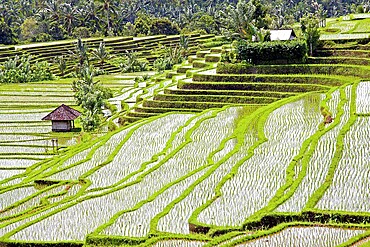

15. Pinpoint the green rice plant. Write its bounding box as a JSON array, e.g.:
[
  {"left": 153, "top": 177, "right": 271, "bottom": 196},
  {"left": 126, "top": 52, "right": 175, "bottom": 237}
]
[
  {"left": 0, "top": 91, "right": 72, "bottom": 97},
  {"left": 90, "top": 108, "right": 242, "bottom": 237},
  {"left": 151, "top": 240, "right": 205, "bottom": 247},
  {"left": 276, "top": 87, "right": 352, "bottom": 212},
  {"left": 86, "top": 113, "right": 194, "bottom": 189},
  {"left": 0, "top": 204, "right": 66, "bottom": 238},
  {"left": 7, "top": 185, "right": 147, "bottom": 240},
  {"left": 0, "top": 109, "right": 52, "bottom": 114},
  {"left": 302, "top": 83, "right": 358, "bottom": 211},
  {"left": 0, "top": 113, "right": 50, "bottom": 122},
  {"left": 315, "top": 116, "right": 370, "bottom": 212},
  {"left": 326, "top": 90, "right": 341, "bottom": 118},
  {"left": 326, "top": 21, "right": 357, "bottom": 33},
  {"left": 0, "top": 146, "right": 49, "bottom": 155},
  {"left": 0, "top": 122, "right": 49, "bottom": 127},
  {"left": 95, "top": 108, "right": 251, "bottom": 235},
  {"left": 355, "top": 81, "right": 370, "bottom": 114},
  {"left": 196, "top": 94, "right": 323, "bottom": 227},
  {"left": 8, "top": 108, "right": 235, "bottom": 241},
  {"left": 0, "top": 186, "right": 37, "bottom": 210},
  {"left": 350, "top": 14, "right": 370, "bottom": 20},
  {"left": 44, "top": 125, "right": 137, "bottom": 181},
  {"left": 155, "top": 115, "right": 259, "bottom": 234},
  {"left": 0, "top": 159, "right": 37, "bottom": 169},
  {"left": 0, "top": 96, "right": 74, "bottom": 102},
  {"left": 0, "top": 184, "right": 68, "bottom": 220},
  {"left": 234, "top": 226, "right": 365, "bottom": 247},
  {"left": 320, "top": 33, "right": 370, "bottom": 40},
  {"left": 109, "top": 88, "right": 142, "bottom": 103},
  {"left": 0, "top": 126, "right": 52, "bottom": 134},
  {"left": 0, "top": 135, "right": 47, "bottom": 143},
  {"left": 351, "top": 19, "right": 370, "bottom": 34},
  {"left": 100, "top": 169, "right": 208, "bottom": 237}
]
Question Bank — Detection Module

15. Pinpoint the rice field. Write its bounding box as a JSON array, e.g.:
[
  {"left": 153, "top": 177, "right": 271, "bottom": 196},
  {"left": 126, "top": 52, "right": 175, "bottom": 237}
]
[
  {"left": 316, "top": 116, "right": 370, "bottom": 212},
  {"left": 320, "top": 33, "right": 370, "bottom": 40},
  {"left": 197, "top": 94, "right": 323, "bottom": 226},
  {"left": 235, "top": 226, "right": 366, "bottom": 247},
  {"left": 2, "top": 35, "right": 370, "bottom": 246},
  {"left": 1, "top": 78, "right": 370, "bottom": 245}
]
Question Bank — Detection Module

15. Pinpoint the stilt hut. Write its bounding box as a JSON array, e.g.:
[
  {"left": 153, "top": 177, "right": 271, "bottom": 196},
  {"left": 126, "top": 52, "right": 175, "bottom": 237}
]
[{"left": 42, "top": 104, "right": 81, "bottom": 132}]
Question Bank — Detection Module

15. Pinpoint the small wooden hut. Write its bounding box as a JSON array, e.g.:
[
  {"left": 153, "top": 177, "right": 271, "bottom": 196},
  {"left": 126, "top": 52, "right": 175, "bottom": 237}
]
[{"left": 42, "top": 104, "right": 81, "bottom": 132}]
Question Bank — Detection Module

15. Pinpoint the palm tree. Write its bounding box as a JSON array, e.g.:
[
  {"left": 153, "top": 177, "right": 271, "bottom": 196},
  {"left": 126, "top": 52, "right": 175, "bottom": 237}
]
[
  {"left": 91, "top": 42, "right": 111, "bottom": 69},
  {"left": 81, "top": 1, "right": 101, "bottom": 34},
  {"left": 44, "top": 0, "right": 61, "bottom": 23},
  {"left": 60, "top": 3, "right": 79, "bottom": 36},
  {"left": 220, "top": 0, "right": 257, "bottom": 40},
  {"left": 97, "top": 0, "right": 118, "bottom": 35}
]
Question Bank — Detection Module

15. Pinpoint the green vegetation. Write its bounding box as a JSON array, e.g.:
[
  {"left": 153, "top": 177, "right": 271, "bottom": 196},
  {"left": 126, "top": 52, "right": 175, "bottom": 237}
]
[
  {"left": 236, "top": 39, "right": 308, "bottom": 64},
  {"left": 72, "top": 65, "right": 113, "bottom": 131},
  {"left": 0, "top": 56, "right": 53, "bottom": 83},
  {"left": 3, "top": 6, "right": 370, "bottom": 247}
]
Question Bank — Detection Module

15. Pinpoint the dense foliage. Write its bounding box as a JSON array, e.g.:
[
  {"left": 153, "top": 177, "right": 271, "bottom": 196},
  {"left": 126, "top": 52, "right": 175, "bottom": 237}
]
[
  {"left": 0, "top": 0, "right": 366, "bottom": 44},
  {"left": 153, "top": 46, "right": 186, "bottom": 72},
  {"left": 0, "top": 55, "right": 53, "bottom": 83},
  {"left": 72, "top": 65, "right": 113, "bottom": 131},
  {"left": 236, "top": 39, "right": 308, "bottom": 64}
]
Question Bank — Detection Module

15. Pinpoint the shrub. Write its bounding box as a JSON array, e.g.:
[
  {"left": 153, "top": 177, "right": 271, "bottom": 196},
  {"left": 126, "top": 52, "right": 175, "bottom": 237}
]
[
  {"left": 153, "top": 46, "right": 185, "bottom": 72},
  {"left": 221, "top": 49, "right": 237, "bottom": 63},
  {"left": 151, "top": 18, "right": 180, "bottom": 35},
  {"left": 0, "top": 55, "right": 53, "bottom": 83},
  {"left": 32, "top": 32, "right": 53, "bottom": 42},
  {"left": 153, "top": 57, "right": 173, "bottom": 72},
  {"left": 0, "top": 18, "right": 17, "bottom": 44},
  {"left": 236, "top": 39, "right": 308, "bottom": 64},
  {"left": 110, "top": 52, "right": 148, "bottom": 73},
  {"left": 73, "top": 27, "right": 91, "bottom": 38}
]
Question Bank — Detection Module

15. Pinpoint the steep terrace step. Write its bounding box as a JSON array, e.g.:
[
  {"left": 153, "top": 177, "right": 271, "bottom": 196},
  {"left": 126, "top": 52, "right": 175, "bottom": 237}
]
[
  {"left": 216, "top": 63, "right": 370, "bottom": 79},
  {"left": 308, "top": 57, "right": 370, "bottom": 66},
  {"left": 153, "top": 93, "right": 278, "bottom": 104},
  {"left": 125, "top": 111, "right": 158, "bottom": 118},
  {"left": 134, "top": 105, "right": 203, "bottom": 114},
  {"left": 142, "top": 99, "right": 259, "bottom": 110},
  {"left": 205, "top": 53, "right": 221, "bottom": 63},
  {"left": 192, "top": 71, "right": 347, "bottom": 86},
  {"left": 177, "top": 66, "right": 194, "bottom": 74},
  {"left": 164, "top": 87, "right": 297, "bottom": 98},
  {"left": 178, "top": 78, "right": 331, "bottom": 92},
  {"left": 196, "top": 50, "right": 211, "bottom": 58},
  {"left": 316, "top": 49, "right": 370, "bottom": 58}
]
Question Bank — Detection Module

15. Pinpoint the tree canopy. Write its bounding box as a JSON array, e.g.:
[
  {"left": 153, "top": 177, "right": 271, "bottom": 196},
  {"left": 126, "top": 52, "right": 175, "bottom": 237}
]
[{"left": 0, "top": 0, "right": 365, "bottom": 44}]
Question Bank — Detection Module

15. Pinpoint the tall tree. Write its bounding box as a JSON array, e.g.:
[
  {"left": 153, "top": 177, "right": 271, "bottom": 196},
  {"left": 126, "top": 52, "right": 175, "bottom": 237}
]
[
  {"left": 301, "top": 15, "right": 320, "bottom": 56},
  {"left": 72, "top": 65, "right": 112, "bottom": 131}
]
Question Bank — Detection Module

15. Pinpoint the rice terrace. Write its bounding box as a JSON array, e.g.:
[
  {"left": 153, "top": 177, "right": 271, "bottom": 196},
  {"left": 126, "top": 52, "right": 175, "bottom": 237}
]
[{"left": 2, "top": 0, "right": 370, "bottom": 246}]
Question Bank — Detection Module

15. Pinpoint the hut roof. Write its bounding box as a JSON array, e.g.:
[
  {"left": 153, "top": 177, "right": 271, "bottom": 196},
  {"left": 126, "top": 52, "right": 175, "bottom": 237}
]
[
  {"left": 42, "top": 104, "right": 81, "bottom": 121},
  {"left": 269, "top": 30, "right": 296, "bottom": 41}
]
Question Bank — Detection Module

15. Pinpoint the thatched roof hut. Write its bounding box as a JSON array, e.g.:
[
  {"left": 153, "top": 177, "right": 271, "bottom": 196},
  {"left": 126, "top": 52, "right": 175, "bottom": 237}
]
[{"left": 42, "top": 104, "right": 81, "bottom": 132}]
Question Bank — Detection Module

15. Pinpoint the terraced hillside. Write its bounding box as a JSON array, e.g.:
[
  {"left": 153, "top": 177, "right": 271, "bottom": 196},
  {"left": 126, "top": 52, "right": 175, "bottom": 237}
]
[
  {"left": 0, "top": 34, "right": 215, "bottom": 76},
  {"left": 321, "top": 14, "right": 370, "bottom": 41},
  {"left": 3, "top": 34, "right": 370, "bottom": 246}
]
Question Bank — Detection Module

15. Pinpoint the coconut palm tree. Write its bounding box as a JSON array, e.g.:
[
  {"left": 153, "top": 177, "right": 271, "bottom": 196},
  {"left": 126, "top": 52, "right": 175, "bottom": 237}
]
[
  {"left": 91, "top": 42, "right": 111, "bottom": 69},
  {"left": 60, "top": 3, "right": 79, "bottom": 36},
  {"left": 97, "top": 0, "right": 118, "bottom": 35}
]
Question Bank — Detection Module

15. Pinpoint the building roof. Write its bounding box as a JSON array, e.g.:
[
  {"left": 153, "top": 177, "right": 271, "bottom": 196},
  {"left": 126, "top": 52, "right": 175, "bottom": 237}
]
[
  {"left": 270, "top": 30, "right": 296, "bottom": 41},
  {"left": 42, "top": 104, "right": 81, "bottom": 121}
]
